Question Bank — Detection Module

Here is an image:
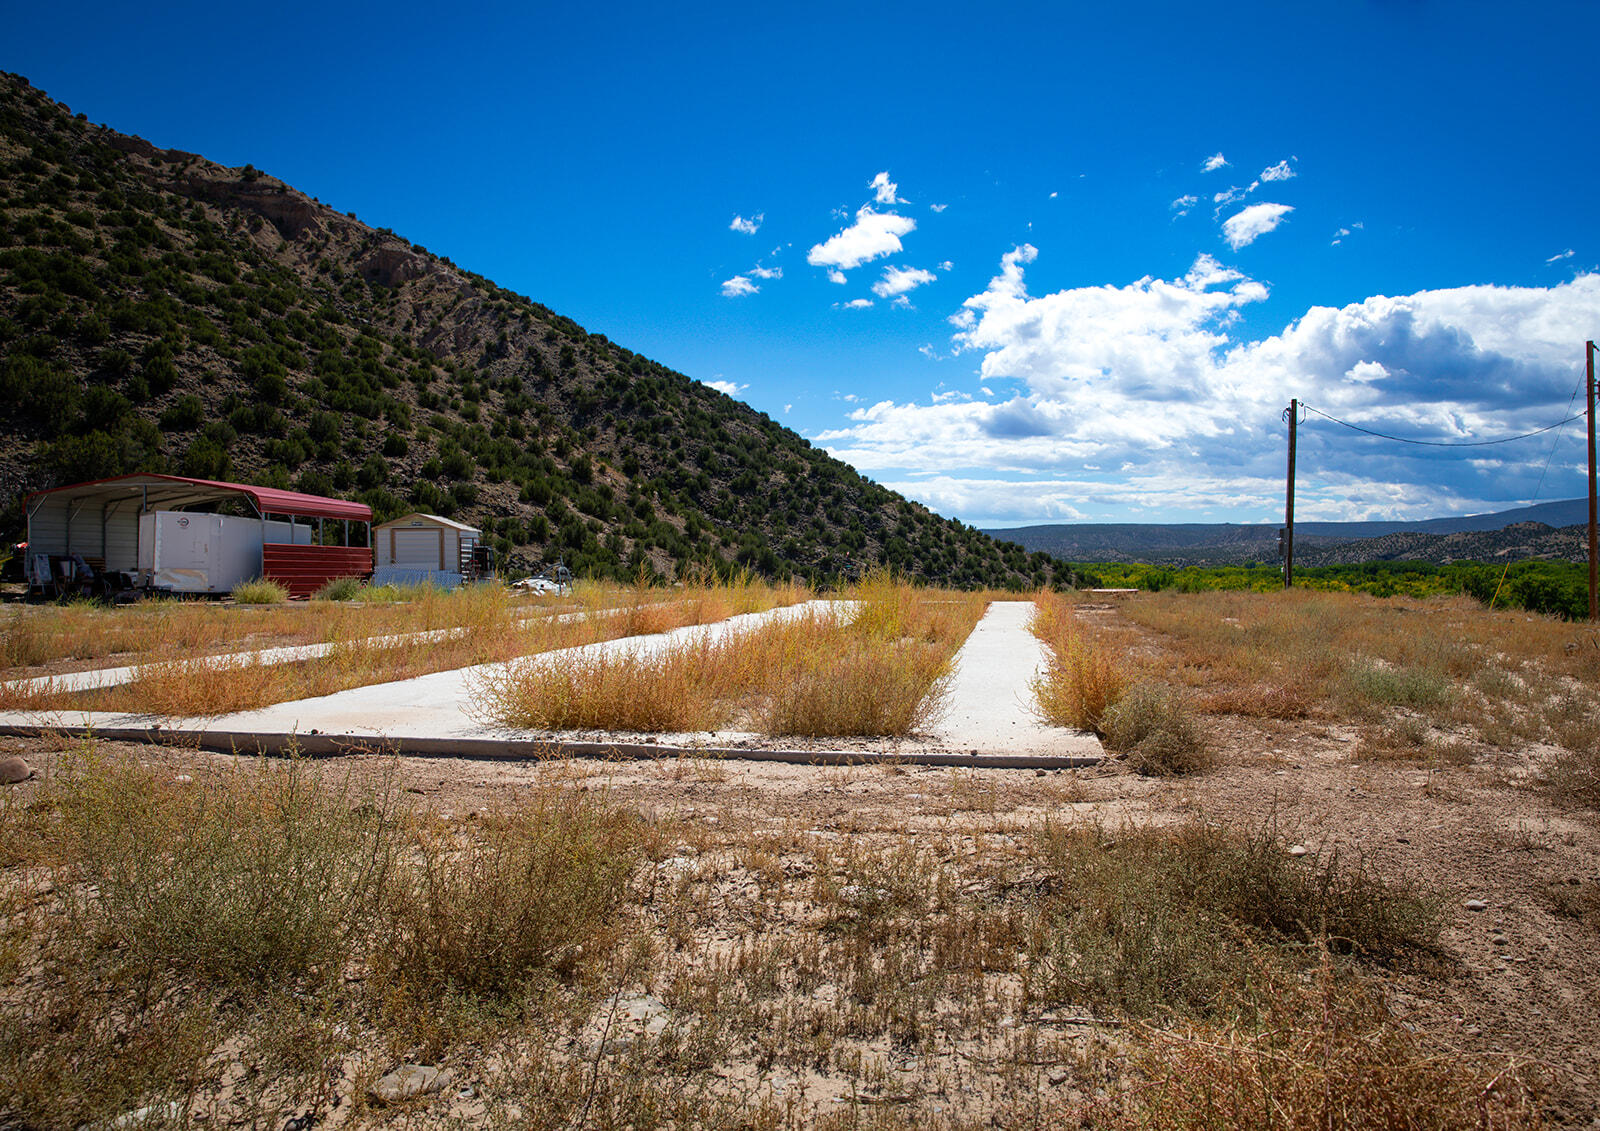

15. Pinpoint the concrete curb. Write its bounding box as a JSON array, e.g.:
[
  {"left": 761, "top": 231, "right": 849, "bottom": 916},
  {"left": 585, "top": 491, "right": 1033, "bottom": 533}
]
[{"left": 0, "top": 723, "right": 1104, "bottom": 770}]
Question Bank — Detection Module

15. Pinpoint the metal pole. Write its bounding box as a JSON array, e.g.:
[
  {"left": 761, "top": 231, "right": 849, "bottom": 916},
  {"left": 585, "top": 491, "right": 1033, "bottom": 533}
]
[
  {"left": 1284, "top": 398, "right": 1297, "bottom": 589},
  {"left": 1588, "top": 340, "right": 1597, "bottom": 621}
]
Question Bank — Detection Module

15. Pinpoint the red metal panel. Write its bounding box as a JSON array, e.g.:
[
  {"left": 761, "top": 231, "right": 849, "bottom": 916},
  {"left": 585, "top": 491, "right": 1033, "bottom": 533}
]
[{"left": 262, "top": 544, "right": 373, "bottom": 599}]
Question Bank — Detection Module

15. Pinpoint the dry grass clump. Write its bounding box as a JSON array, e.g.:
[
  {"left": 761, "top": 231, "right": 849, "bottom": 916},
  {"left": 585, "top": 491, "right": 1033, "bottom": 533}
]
[
  {"left": 1026, "top": 822, "right": 1439, "bottom": 1021},
  {"left": 0, "top": 748, "right": 646, "bottom": 1129},
  {"left": 479, "top": 579, "right": 980, "bottom": 738},
  {"left": 5, "top": 580, "right": 813, "bottom": 717},
  {"left": 0, "top": 578, "right": 610, "bottom": 677},
  {"left": 1112, "top": 959, "right": 1542, "bottom": 1129},
  {"left": 310, "top": 575, "right": 363, "bottom": 601},
  {"left": 1029, "top": 590, "right": 1130, "bottom": 733},
  {"left": 1099, "top": 682, "right": 1211, "bottom": 776},
  {"left": 378, "top": 788, "right": 648, "bottom": 1001},
  {"left": 230, "top": 578, "right": 289, "bottom": 604},
  {"left": 474, "top": 641, "right": 730, "bottom": 733},
  {"left": 1104, "top": 588, "right": 1600, "bottom": 781},
  {"left": 1545, "top": 743, "right": 1600, "bottom": 808}
]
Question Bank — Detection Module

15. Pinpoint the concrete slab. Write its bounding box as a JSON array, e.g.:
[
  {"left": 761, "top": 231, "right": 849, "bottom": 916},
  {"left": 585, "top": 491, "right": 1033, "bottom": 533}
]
[
  {"left": 0, "top": 600, "right": 669, "bottom": 695},
  {"left": 0, "top": 598, "right": 1103, "bottom": 769},
  {"left": 927, "top": 600, "right": 1101, "bottom": 759}
]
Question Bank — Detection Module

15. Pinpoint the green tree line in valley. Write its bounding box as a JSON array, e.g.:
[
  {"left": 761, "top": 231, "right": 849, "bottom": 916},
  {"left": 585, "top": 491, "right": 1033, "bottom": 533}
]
[{"left": 1069, "top": 558, "right": 1597, "bottom": 620}]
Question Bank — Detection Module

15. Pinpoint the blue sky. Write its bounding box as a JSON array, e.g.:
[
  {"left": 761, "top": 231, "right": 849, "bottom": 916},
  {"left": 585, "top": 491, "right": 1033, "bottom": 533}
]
[{"left": 8, "top": 1, "right": 1598, "bottom": 527}]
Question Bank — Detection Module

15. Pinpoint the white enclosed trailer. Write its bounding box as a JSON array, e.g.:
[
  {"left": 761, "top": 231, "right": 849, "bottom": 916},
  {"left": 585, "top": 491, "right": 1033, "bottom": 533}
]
[{"left": 136, "top": 511, "right": 312, "bottom": 594}]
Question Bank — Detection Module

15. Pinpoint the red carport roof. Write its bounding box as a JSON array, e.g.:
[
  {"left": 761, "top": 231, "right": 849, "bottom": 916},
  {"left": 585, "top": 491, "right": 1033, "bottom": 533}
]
[{"left": 23, "top": 474, "right": 372, "bottom": 522}]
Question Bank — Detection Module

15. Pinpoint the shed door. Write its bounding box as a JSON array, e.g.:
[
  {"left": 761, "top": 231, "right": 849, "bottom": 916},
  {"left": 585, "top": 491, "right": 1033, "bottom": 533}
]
[{"left": 393, "top": 528, "right": 445, "bottom": 570}]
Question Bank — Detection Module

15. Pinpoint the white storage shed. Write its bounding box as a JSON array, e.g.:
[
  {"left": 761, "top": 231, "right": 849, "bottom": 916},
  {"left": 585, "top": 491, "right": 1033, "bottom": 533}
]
[{"left": 373, "top": 513, "right": 483, "bottom": 588}]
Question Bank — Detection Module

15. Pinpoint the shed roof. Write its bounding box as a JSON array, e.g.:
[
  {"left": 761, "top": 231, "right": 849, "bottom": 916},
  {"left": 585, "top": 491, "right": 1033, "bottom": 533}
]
[
  {"left": 23, "top": 474, "right": 372, "bottom": 522},
  {"left": 374, "top": 512, "right": 481, "bottom": 535}
]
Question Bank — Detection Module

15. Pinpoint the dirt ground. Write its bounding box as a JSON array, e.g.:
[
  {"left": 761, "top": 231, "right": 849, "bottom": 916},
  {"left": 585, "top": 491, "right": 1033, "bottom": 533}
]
[
  {"left": 5, "top": 587, "right": 1600, "bottom": 1126},
  {"left": 11, "top": 709, "right": 1595, "bottom": 1125}
]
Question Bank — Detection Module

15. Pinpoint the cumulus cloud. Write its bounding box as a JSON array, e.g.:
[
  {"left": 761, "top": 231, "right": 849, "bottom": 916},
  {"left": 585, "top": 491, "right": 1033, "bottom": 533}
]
[
  {"left": 729, "top": 213, "right": 763, "bottom": 234},
  {"left": 872, "top": 265, "right": 937, "bottom": 299},
  {"left": 840, "top": 298, "right": 874, "bottom": 309},
  {"left": 1222, "top": 202, "right": 1294, "bottom": 249},
  {"left": 1259, "top": 160, "right": 1296, "bottom": 182},
  {"left": 720, "top": 275, "right": 758, "bottom": 297},
  {"left": 703, "top": 379, "right": 748, "bottom": 396},
  {"left": 1202, "top": 152, "right": 1229, "bottom": 172},
  {"left": 870, "top": 171, "right": 903, "bottom": 204},
  {"left": 1171, "top": 194, "right": 1198, "bottom": 216},
  {"left": 818, "top": 242, "right": 1600, "bottom": 525},
  {"left": 750, "top": 265, "right": 782, "bottom": 280},
  {"left": 808, "top": 207, "right": 916, "bottom": 275}
]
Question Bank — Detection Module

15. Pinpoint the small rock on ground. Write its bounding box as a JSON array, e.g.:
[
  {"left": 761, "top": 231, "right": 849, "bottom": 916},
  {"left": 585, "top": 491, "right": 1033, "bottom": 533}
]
[
  {"left": 0, "top": 755, "right": 30, "bottom": 784},
  {"left": 370, "top": 1064, "right": 453, "bottom": 1104}
]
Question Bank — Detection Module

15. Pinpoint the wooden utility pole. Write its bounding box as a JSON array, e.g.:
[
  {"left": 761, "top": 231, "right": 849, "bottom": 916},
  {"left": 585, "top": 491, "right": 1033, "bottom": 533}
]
[
  {"left": 1588, "top": 341, "right": 1597, "bottom": 621},
  {"left": 1284, "top": 399, "right": 1297, "bottom": 589}
]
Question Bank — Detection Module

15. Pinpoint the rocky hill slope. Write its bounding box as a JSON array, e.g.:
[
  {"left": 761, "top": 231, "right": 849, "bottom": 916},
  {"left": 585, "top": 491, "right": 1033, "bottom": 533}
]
[{"left": 0, "top": 73, "right": 1057, "bottom": 587}]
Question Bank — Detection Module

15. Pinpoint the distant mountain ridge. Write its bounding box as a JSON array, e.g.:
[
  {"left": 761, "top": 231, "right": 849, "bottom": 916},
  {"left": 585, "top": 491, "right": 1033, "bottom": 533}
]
[{"left": 985, "top": 498, "right": 1592, "bottom": 566}]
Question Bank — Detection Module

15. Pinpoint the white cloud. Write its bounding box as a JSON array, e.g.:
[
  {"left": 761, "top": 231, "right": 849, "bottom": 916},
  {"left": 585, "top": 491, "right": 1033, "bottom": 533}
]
[
  {"left": 808, "top": 206, "right": 917, "bottom": 276},
  {"left": 750, "top": 265, "right": 782, "bottom": 280},
  {"left": 819, "top": 244, "right": 1600, "bottom": 524},
  {"left": 937, "top": 260, "right": 954, "bottom": 271},
  {"left": 841, "top": 298, "right": 874, "bottom": 309},
  {"left": 720, "top": 275, "right": 758, "bottom": 297},
  {"left": 784, "top": 403, "right": 792, "bottom": 413},
  {"left": 729, "top": 213, "right": 763, "bottom": 234},
  {"left": 872, "top": 265, "right": 937, "bottom": 299},
  {"left": 1548, "top": 248, "right": 1575, "bottom": 263},
  {"left": 1221, "top": 202, "right": 1294, "bottom": 249},
  {"left": 1171, "top": 194, "right": 1198, "bottom": 216},
  {"left": 892, "top": 296, "right": 912, "bottom": 309},
  {"left": 1049, "top": 191, "right": 1058, "bottom": 199},
  {"left": 703, "top": 379, "right": 748, "bottom": 396},
  {"left": 870, "top": 171, "right": 903, "bottom": 205},
  {"left": 827, "top": 268, "right": 848, "bottom": 285},
  {"left": 929, "top": 203, "right": 948, "bottom": 213},
  {"left": 1259, "top": 160, "right": 1296, "bottom": 182},
  {"left": 1202, "top": 152, "right": 1229, "bottom": 172},
  {"left": 1213, "top": 186, "right": 1247, "bottom": 208}
]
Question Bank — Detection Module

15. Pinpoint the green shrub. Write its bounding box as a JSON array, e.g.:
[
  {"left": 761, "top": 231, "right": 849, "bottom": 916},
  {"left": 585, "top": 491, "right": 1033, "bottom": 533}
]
[
  {"left": 1028, "top": 822, "right": 1441, "bottom": 1019},
  {"left": 1101, "top": 681, "right": 1210, "bottom": 775},
  {"left": 374, "top": 790, "right": 645, "bottom": 999},
  {"left": 311, "top": 576, "right": 362, "bottom": 601},
  {"left": 231, "top": 578, "right": 288, "bottom": 604}
]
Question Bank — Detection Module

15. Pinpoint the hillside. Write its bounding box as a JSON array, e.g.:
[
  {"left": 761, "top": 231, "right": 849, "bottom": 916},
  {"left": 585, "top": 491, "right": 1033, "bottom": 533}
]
[
  {"left": 987, "top": 499, "right": 1593, "bottom": 567},
  {"left": 0, "top": 73, "right": 1057, "bottom": 588}
]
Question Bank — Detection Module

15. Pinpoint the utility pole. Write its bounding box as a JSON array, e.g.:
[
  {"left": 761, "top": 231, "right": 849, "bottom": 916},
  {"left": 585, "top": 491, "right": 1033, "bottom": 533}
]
[
  {"left": 1588, "top": 341, "right": 1597, "bottom": 621},
  {"left": 1284, "top": 399, "right": 1297, "bottom": 589}
]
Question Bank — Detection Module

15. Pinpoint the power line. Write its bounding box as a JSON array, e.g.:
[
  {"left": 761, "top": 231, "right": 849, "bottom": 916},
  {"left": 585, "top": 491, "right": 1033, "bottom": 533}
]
[{"left": 1300, "top": 403, "right": 1584, "bottom": 447}]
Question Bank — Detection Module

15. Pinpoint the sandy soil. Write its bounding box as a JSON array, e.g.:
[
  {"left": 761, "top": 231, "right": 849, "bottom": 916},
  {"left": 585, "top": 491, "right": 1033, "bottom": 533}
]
[{"left": 9, "top": 713, "right": 1596, "bottom": 1123}]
